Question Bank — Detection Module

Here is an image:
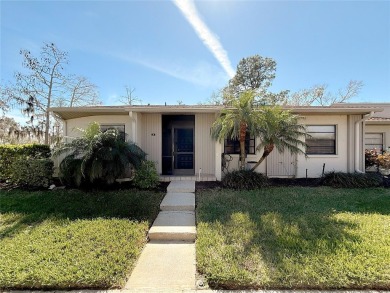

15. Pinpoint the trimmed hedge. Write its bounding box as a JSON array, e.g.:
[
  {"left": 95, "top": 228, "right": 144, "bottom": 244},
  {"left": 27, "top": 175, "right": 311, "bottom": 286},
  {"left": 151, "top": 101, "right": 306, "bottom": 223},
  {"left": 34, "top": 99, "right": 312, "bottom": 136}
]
[
  {"left": 222, "top": 170, "right": 268, "bottom": 190},
  {"left": 322, "top": 171, "right": 383, "bottom": 188},
  {"left": 11, "top": 158, "right": 54, "bottom": 188},
  {"left": 0, "top": 144, "right": 52, "bottom": 188}
]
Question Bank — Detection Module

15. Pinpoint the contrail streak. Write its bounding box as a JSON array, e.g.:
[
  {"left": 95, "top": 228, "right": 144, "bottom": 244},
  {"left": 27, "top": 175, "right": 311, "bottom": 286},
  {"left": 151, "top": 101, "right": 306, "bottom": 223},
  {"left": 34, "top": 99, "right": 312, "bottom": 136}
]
[{"left": 173, "top": 0, "right": 235, "bottom": 78}]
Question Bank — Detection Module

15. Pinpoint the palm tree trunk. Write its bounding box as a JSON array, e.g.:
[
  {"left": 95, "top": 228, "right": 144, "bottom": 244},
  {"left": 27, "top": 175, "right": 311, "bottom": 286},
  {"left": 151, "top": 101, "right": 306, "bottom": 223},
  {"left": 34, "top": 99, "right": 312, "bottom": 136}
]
[
  {"left": 239, "top": 122, "right": 247, "bottom": 170},
  {"left": 251, "top": 144, "right": 274, "bottom": 171}
]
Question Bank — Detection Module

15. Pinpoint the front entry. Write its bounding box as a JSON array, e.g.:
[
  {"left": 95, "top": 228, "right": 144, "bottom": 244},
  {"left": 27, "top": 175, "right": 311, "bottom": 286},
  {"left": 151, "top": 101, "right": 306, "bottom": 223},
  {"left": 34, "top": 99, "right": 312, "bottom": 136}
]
[{"left": 162, "top": 115, "right": 195, "bottom": 175}]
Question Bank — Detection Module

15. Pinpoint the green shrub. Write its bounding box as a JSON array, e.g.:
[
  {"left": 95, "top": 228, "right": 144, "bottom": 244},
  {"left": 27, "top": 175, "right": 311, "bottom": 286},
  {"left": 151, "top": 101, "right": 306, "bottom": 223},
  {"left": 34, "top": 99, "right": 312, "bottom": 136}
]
[
  {"left": 222, "top": 170, "right": 268, "bottom": 190},
  {"left": 322, "top": 171, "right": 383, "bottom": 188},
  {"left": 10, "top": 158, "right": 54, "bottom": 188},
  {"left": 133, "top": 160, "right": 159, "bottom": 189},
  {"left": 53, "top": 123, "right": 146, "bottom": 187},
  {"left": 0, "top": 144, "right": 51, "bottom": 182}
]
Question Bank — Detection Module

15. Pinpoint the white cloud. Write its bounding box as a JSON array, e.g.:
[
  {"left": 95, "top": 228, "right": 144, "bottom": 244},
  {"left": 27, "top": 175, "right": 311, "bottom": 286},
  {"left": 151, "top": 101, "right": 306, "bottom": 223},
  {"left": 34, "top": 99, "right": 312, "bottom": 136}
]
[
  {"left": 173, "top": 0, "right": 235, "bottom": 79},
  {"left": 115, "top": 52, "right": 228, "bottom": 87}
]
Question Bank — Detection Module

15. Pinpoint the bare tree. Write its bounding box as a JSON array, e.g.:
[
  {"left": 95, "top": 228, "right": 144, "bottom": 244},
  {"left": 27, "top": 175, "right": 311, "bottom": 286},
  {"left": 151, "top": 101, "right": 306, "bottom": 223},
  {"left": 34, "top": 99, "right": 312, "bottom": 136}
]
[
  {"left": 119, "top": 85, "right": 141, "bottom": 105},
  {"left": 5, "top": 43, "right": 68, "bottom": 144},
  {"left": 0, "top": 85, "right": 11, "bottom": 114},
  {"left": 287, "top": 80, "right": 363, "bottom": 106},
  {"left": 3, "top": 42, "right": 103, "bottom": 145},
  {"left": 55, "top": 76, "right": 101, "bottom": 107}
]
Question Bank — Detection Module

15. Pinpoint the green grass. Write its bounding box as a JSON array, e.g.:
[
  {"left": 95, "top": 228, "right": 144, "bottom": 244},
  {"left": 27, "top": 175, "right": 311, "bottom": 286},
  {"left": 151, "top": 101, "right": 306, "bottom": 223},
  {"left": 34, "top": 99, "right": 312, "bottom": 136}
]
[
  {"left": 0, "top": 189, "right": 164, "bottom": 289},
  {"left": 196, "top": 187, "right": 390, "bottom": 290}
]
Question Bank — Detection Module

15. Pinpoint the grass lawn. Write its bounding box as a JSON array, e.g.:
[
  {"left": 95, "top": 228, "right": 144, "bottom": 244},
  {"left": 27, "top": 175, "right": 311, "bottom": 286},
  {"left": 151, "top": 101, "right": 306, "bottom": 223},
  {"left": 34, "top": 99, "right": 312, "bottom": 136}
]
[
  {"left": 196, "top": 187, "right": 390, "bottom": 290},
  {"left": 0, "top": 188, "right": 164, "bottom": 289}
]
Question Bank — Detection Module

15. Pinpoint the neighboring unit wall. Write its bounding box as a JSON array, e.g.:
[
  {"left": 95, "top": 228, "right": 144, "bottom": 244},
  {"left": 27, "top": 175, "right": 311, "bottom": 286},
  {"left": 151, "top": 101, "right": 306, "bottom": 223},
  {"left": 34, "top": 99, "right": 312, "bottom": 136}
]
[
  {"left": 296, "top": 115, "right": 349, "bottom": 178},
  {"left": 66, "top": 115, "right": 132, "bottom": 138},
  {"left": 141, "top": 113, "right": 162, "bottom": 173},
  {"left": 195, "top": 113, "right": 216, "bottom": 175},
  {"left": 365, "top": 124, "right": 390, "bottom": 152}
]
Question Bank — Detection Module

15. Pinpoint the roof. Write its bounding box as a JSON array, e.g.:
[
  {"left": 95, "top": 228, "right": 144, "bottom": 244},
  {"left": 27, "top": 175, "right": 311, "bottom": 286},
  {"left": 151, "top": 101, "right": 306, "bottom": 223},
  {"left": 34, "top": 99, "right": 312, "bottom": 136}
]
[
  {"left": 50, "top": 105, "right": 224, "bottom": 120},
  {"left": 366, "top": 117, "right": 390, "bottom": 125},
  {"left": 50, "top": 104, "right": 384, "bottom": 120}
]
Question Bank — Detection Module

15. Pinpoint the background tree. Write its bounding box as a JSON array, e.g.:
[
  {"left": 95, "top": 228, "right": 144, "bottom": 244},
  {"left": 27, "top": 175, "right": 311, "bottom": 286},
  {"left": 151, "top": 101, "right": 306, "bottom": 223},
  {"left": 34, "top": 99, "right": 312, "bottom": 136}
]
[
  {"left": 55, "top": 76, "right": 101, "bottom": 107},
  {"left": 10, "top": 43, "right": 68, "bottom": 144},
  {"left": 211, "top": 91, "right": 259, "bottom": 170},
  {"left": 250, "top": 107, "right": 307, "bottom": 171},
  {"left": 0, "top": 85, "right": 11, "bottom": 114},
  {"left": 222, "top": 54, "right": 287, "bottom": 105},
  {"left": 119, "top": 85, "right": 141, "bottom": 105},
  {"left": 0, "top": 117, "right": 44, "bottom": 144},
  {"left": 3, "top": 42, "right": 101, "bottom": 145},
  {"left": 287, "top": 80, "right": 363, "bottom": 106}
]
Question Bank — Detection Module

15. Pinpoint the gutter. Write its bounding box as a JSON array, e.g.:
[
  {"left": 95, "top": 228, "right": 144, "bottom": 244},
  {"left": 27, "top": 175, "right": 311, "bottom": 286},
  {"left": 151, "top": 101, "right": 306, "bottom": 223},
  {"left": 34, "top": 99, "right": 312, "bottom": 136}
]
[{"left": 354, "top": 112, "right": 374, "bottom": 173}]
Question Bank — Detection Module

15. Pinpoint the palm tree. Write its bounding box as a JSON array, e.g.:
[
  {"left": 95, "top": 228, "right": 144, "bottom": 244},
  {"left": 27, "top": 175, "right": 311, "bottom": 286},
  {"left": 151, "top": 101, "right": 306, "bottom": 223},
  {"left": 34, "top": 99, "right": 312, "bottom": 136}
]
[
  {"left": 53, "top": 122, "right": 146, "bottom": 186},
  {"left": 250, "top": 106, "right": 307, "bottom": 171},
  {"left": 211, "top": 90, "right": 259, "bottom": 170}
]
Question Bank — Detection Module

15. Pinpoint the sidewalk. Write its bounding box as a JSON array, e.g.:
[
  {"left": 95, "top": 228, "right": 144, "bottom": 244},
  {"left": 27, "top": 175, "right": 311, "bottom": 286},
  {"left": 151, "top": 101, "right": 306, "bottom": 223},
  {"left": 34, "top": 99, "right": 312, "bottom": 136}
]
[{"left": 4, "top": 289, "right": 388, "bottom": 293}]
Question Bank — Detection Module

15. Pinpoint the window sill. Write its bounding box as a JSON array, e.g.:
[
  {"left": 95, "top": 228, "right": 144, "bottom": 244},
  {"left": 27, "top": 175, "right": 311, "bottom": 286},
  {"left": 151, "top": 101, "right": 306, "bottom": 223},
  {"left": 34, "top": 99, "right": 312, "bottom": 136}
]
[{"left": 306, "top": 154, "right": 339, "bottom": 158}]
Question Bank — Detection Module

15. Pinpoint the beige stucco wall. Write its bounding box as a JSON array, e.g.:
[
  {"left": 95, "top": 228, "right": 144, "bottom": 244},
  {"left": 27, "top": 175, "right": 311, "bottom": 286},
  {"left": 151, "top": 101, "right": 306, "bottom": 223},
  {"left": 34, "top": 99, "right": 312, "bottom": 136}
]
[
  {"left": 365, "top": 124, "right": 390, "bottom": 152},
  {"left": 296, "top": 115, "right": 349, "bottom": 178}
]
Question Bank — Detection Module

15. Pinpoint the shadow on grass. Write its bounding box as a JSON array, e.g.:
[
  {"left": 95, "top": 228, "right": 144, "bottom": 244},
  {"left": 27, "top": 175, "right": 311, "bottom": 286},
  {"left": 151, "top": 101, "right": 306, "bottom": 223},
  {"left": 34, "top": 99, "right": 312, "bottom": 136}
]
[
  {"left": 196, "top": 187, "right": 390, "bottom": 290},
  {"left": 0, "top": 188, "right": 164, "bottom": 239}
]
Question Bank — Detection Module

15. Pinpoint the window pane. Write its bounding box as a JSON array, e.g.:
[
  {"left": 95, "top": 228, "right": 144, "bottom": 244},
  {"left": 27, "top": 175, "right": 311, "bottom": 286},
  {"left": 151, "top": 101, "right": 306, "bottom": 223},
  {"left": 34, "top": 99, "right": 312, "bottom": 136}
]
[
  {"left": 224, "top": 135, "right": 255, "bottom": 154},
  {"left": 101, "top": 125, "right": 125, "bottom": 141},
  {"left": 307, "top": 125, "right": 335, "bottom": 133},
  {"left": 308, "top": 132, "right": 335, "bottom": 140},
  {"left": 306, "top": 125, "right": 336, "bottom": 155}
]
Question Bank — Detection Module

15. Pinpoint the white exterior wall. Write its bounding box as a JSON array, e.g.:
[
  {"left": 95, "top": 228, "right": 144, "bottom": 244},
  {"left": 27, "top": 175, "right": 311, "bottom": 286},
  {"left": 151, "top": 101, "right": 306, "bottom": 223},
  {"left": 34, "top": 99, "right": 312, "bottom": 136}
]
[
  {"left": 195, "top": 113, "right": 216, "bottom": 175},
  {"left": 296, "top": 115, "right": 349, "bottom": 178},
  {"left": 365, "top": 124, "right": 390, "bottom": 152},
  {"left": 66, "top": 115, "right": 132, "bottom": 140}
]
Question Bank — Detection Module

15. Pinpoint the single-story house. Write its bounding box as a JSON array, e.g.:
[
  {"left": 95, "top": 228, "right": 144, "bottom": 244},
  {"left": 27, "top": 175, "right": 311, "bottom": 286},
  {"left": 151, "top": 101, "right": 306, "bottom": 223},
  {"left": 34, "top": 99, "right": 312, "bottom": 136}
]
[{"left": 50, "top": 103, "right": 388, "bottom": 181}]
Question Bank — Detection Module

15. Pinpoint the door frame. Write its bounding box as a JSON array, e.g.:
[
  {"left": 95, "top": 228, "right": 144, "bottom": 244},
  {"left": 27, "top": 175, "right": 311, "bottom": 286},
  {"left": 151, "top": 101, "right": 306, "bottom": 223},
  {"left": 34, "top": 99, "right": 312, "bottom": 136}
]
[
  {"left": 161, "top": 115, "right": 195, "bottom": 176},
  {"left": 172, "top": 125, "right": 195, "bottom": 175}
]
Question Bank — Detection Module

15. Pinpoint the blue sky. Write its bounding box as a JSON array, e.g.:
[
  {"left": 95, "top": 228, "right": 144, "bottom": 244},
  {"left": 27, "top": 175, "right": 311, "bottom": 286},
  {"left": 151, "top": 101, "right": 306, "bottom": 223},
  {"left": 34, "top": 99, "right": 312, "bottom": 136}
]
[{"left": 1, "top": 0, "right": 389, "bottom": 108}]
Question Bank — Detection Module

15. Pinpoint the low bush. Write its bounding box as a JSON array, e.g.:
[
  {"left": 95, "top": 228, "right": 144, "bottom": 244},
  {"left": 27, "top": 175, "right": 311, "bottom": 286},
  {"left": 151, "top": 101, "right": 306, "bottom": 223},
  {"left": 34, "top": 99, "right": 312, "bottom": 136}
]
[
  {"left": 54, "top": 122, "right": 146, "bottom": 187},
  {"left": 0, "top": 144, "right": 51, "bottom": 181},
  {"left": 322, "top": 171, "right": 383, "bottom": 188},
  {"left": 222, "top": 170, "right": 268, "bottom": 190},
  {"left": 132, "top": 160, "right": 159, "bottom": 189},
  {"left": 10, "top": 158, "right": 53, "bottom": 188}
]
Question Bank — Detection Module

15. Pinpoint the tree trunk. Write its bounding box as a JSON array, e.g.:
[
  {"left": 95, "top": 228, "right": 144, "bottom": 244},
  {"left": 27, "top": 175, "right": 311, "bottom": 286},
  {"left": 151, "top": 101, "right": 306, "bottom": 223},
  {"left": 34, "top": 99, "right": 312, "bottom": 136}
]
[
  {"left": 251, "top": 144, "right": 274, "bottom": 171},
  {"left": 239, "top": 122, "right": 247, "bottom": 170}
]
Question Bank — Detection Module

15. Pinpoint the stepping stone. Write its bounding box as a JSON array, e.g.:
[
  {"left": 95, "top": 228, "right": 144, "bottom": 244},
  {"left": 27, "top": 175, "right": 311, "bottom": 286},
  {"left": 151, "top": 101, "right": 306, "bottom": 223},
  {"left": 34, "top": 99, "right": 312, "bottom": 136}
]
[
  {"left": 149, "top": 211, "right": 196, "bottom": 241},
  {"left": 125, "top": 241, "right": 196, "bottom": 290},
  {"left": 160, "top": 192, "right": 195, "bottom": 211},
  {"left": 167, "top": 180, "right": 195, "bottom": 193}
]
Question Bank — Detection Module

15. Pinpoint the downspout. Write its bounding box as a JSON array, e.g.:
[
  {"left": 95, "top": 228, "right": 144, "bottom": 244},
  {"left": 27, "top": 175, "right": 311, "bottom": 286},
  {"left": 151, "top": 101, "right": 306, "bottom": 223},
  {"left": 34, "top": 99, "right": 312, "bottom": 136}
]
[{"left": 354, "top": 112, "right": 373, "bottom": 173}]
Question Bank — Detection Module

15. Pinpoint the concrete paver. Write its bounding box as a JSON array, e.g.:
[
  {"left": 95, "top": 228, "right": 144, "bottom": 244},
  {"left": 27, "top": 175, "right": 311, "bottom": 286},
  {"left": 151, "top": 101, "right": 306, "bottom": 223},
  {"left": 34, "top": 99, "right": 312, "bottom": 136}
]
[
  {"left": 160, "top": 192, "right": 195, "bottom": 211},
  {"left": 148, "top": 211, "right": 196, "bottom": 241},
  {"left": 167, "top": 180, "right": 195, "bottom": 193},
  {"left": 125, "top": 241, "right": 196, "bottom": 290}
]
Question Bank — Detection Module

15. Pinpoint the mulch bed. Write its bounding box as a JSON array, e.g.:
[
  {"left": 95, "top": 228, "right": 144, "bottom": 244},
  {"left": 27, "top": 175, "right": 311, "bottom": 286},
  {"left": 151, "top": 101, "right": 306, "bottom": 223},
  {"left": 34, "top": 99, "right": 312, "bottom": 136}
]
[{"left": 196, "top": 176, "right": 390, "bottom": 190}]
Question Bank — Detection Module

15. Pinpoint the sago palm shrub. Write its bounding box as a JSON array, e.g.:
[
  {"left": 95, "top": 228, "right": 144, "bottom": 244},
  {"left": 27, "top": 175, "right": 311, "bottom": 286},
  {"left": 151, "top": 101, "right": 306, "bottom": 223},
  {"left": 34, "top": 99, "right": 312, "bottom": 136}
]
[{"left": 53, "top": 122, "right": 146, "bottom": 186}]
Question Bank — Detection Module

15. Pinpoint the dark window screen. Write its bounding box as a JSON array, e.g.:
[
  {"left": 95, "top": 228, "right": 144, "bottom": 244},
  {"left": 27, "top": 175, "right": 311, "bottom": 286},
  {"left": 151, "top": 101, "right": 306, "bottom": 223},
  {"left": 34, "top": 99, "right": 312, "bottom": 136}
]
[{"left": 306, "top": 125, "right": 336, "bottom": 155}]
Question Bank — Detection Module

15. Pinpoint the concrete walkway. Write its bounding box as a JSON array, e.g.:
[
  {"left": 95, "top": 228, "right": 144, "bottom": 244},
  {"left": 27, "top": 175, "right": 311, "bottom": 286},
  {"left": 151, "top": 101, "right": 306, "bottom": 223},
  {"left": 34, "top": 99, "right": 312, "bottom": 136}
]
[{"left": 125, "top": 180, "right": 196, "bottom": 290}]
